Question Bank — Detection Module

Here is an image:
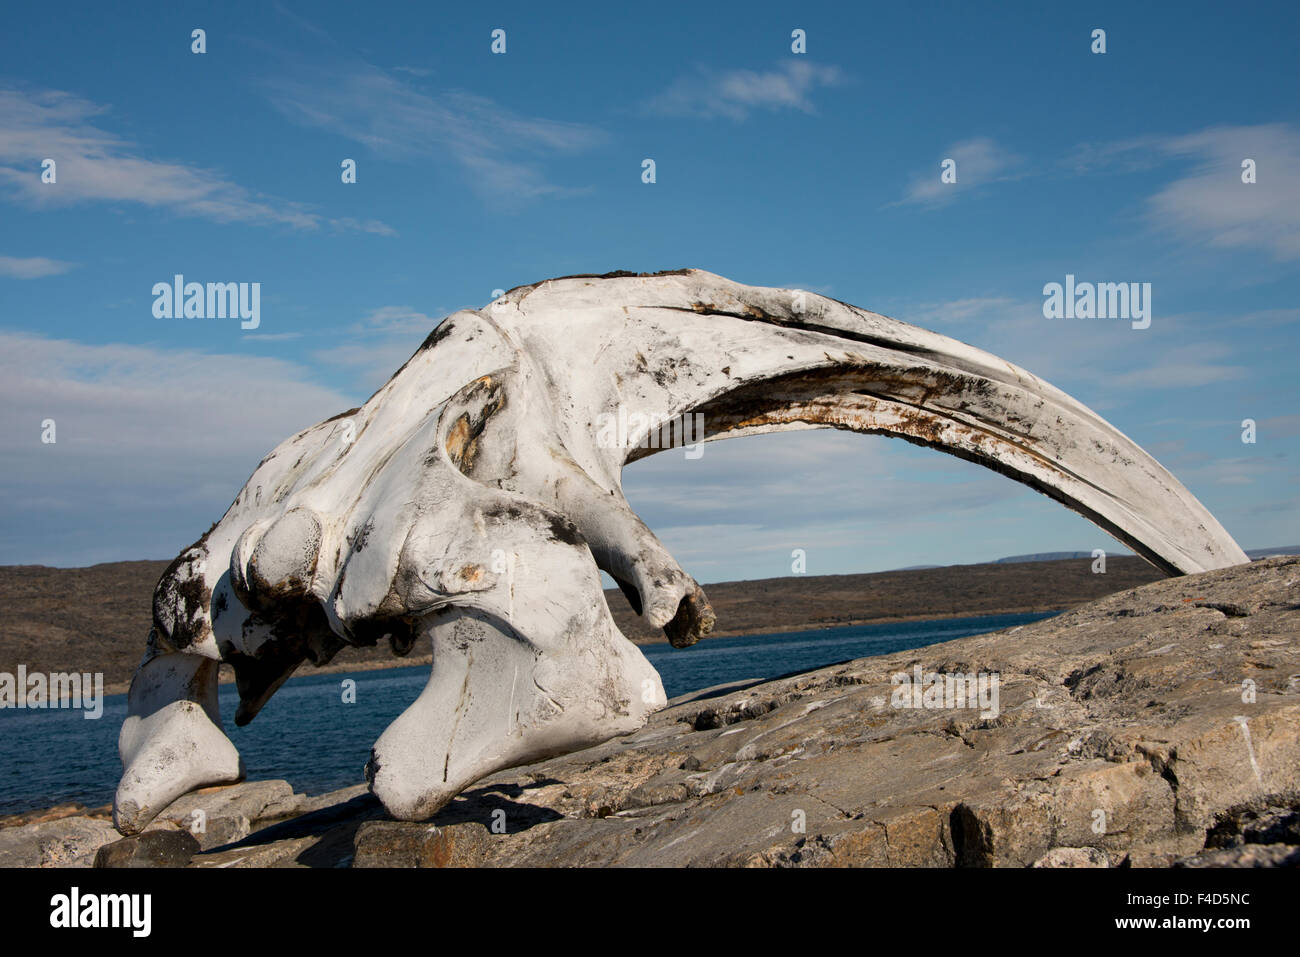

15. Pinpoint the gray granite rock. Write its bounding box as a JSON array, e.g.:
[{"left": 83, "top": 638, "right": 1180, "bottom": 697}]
[
  {"left": 94, "top": 829, "right": 200, "bottom": 868},
  {"left": 152, "top": 779, "right": 304, "bottom": 850},
  {"left": 1175, "top": 843, "right": 1300, "bottom": 867},
  {"left": 318, "top": 556, "right": 1297, "bottom": 868},
  {"left": 1032, "top": 846, "right": 1111, "bottom": 868},
  {"left": 352, "top": 821, "right": 491, "bottom": 868},
  {"left": 0, "top": 816, "right": 119, "bottom": 868}
]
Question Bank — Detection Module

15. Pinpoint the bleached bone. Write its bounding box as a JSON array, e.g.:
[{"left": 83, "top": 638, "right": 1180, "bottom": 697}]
[{"left": 113, "top": 269, "right": 1247, "bottom": 832}]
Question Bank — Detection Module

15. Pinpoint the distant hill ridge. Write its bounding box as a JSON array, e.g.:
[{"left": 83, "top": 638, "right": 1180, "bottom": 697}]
[
  {"left": 994, "top": 551, "right": 1098, "bottom": 564},
  {"left": 991, "top": 546, "right": 1299, "bottom": 564},
  {"left": 1, "top": 548, "right": 1291, "bottom": 695},
  {"left": 0, "top": 553, "right": 1180, "bottom": 695}
]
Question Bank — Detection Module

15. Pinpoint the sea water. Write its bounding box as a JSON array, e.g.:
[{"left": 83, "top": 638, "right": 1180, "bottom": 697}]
[{"left": 0, "top": 611, "right": 1055, "bottom": 816}]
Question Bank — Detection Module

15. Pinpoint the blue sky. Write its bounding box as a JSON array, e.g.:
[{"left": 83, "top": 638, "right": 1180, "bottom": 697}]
[{"left": 2, "top": 0, "right": 1298, "bottom": 580}]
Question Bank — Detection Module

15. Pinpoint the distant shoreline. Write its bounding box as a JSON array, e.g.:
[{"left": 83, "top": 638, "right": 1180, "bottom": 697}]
[
  {"left": 0, "top": 554, "right": 1200, "bottom": 696},
  {"left": 94, "top": 604, "right": 1066, "bottom": 697}
]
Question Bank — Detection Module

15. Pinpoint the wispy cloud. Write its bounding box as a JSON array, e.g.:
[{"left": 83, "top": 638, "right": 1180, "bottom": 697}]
[
  {"left": 623, "top": 428, "right": 1047, "bottom": 579},
  {"left": 1146, "top": 124, "right": 1300, "bottom": 261},
  {"left": 354, "top": 305, "right": 441, "bottom": 334},
  {"left": 645, "top": 61, "right": 845, "bottom": 121},
  {"left": 0, "top": 87, "right": 392, "bottom": 234},
  {"left": 1260, "top": 413, "right": 1300, "bottom": 438},
  {"left": 897, "top": 137, "right": 1022, "bottom": 207},
  {"left": 1069, "top": 123, "right": 1300, "bottom": 261},
  {"left": 331, "top": 216, "right": 398, "bottom": 237},
  {"left": 889, "top": 296, "right": 1252, "bottom": 403},
  {"left": 901, "top": 297, "right": 1016, "bottom": 326},
  {"left": 0, "top": 255, "right": 75, "bottom": 278},
  {"left": 312, "top": 304, "right": 447, "bottom": 392},
  {"left": 1106, "top": 342, "right": 1248, "bottom": 390},
  {"left": 240, "top": 331, "right": 303, "bottom": 342},
  {"left": 259, "top": 60, "right": 606, "bottom": 204}
]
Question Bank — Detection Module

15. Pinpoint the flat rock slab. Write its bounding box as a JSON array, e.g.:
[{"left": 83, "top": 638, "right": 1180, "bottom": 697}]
[
  {"left": 311, "top": 556, "right": 1295, "bottom": 867},
  {"left": 189, "top": 785, "right": 384, "bottom": 868},
  {"left": 151, "top": 779, "right": 305, "bottom": 850},
  {"left": 94, "top": 829, "right": 200, "bottom": 868},
  {"left": 0, "top": 816, "right": 120, "bottom": 868},
  {"left": 353, "top": 821, "right": 492, "bottom": 868},
  {"left": 1176, "top": 844, "right": 1300, "bottom": 867}
]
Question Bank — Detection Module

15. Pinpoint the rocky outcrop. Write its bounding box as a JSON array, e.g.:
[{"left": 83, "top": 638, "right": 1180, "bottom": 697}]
[
  {"left": 0, "top": 814, "right": 119, "bottom": 868},
  {"left": 360, "top": 556, "right": 1293, "bottom": 869},
  {"left": 93, "top": 829, "right": 200, "bottom": 868},
  {"left": 13, "top": 556, "right": 1297, "bottom": 867},
  {"left": 1174, "top": 801, "right": 1300, "bottom": 867},
  {"left": 144, "top": 779, "right": 304, "bottom": 850},
  {"left": 201, "top": 555, "right": 1300, "bottom": 867}
]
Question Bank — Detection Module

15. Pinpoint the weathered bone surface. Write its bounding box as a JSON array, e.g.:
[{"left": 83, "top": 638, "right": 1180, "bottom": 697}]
[{"left": 113, "top": 269, "right": 1248, "bottom": 833}]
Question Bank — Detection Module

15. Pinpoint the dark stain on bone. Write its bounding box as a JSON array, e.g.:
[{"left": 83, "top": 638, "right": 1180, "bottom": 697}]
[
  {"left": 482, "top": 502, "right": 586, "bottom": 549},
  {"left": 662, "top": 302, "right": 952, "bottom": 364},
  {"left": 502, "top": 268, "right": 696, "bottom": 298},
  {"left": 322, "top": 406, "right": 361, "bottom": 424},
  {"left": 545, "top": 513, "right": 585, "bottom": 547},
  {"left": 419, "top": 318, "right": 457, "bottom": 353},
  {"left": 449, "top": 616, "right": 490, "bottom": 652},
  {"left": 152, "top": 529, "right": 214, "bottom": 650},
  {"left": 348, "top": 519, "right": 374, "bottom": 553}
]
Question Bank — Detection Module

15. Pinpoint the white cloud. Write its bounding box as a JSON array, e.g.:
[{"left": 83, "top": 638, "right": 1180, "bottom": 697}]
[
  {"left": 898, "top": 137, "right": 1022, "bottom": 207},
  {"left": 1261, "top": 413, "right": 1300, "bottom": 438},
  {"left": 240, "top": 331, "right": 303, "bottom": 342},
  {"left": 0, "top": 331, "right": 355, "bottom": 564},
  {"left": 0, "top": 87, "right": 393, "bottom": 234},
  {"left": 1067, "top": 124, "right": 1300, "bottom": 261},
  {"left": 1106, "top": 343, "right": 1248, "bottom": 390},
  {"left": 0, "top": 255, "right": 75, "bottom": 278},
  {"left": 1227, "top": 307, "right": 1300, "bottom": 329},
  {"left": 331, "top": 216, "right": 398, "bottom": 237},
  {"left": 312, "top": 305, "right": 446, "bottom": 392},
  {"left": 645, "top": 61, "right": 845, "bottom": 121},
  {"left": 259, "top": 63, "right": 606, "bottom": 203},
  {"left": 888, "top": 294, "right": 1257, "bottom": 400},
  {"left": 621, "top": 428, "right": 1107, "bottom": 580},
  {"left": 1145, "top": 124, "right": 1300, "bottom": 261},
  {"left": 356, "top": 305, "right": 439, "bottom": 334},
  {"left": 0, "top": 331, "right": 350, "bottom": 460},
  {"left": 900, "top": 297, "right": 1016, "bottom": 326}
]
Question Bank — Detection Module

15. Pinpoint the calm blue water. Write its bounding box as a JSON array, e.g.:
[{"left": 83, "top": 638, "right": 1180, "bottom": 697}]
[{"left": 0, "top": 611, "right": 1054, "bottom": 816}]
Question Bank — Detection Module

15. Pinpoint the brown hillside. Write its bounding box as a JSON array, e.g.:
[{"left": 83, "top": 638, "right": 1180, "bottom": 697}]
[{"left": 0, "top": 556, "right": 1164, "bottom": 694}]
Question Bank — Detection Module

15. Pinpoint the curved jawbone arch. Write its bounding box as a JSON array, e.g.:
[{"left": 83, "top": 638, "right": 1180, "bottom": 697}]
[{"left": 113, "top": 269, "right": 1247, "bottom": 832}]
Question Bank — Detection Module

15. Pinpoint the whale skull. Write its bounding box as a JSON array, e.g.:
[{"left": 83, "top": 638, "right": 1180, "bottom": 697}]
[{"left": 113, "top": 269, "right": 1248, "bottom": 833}]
